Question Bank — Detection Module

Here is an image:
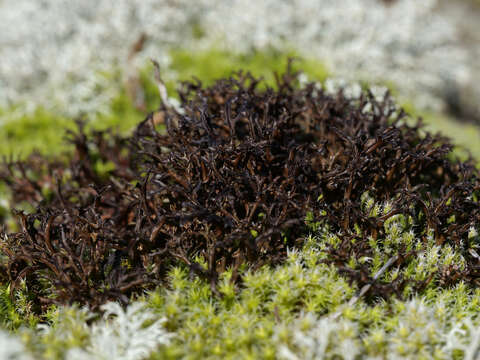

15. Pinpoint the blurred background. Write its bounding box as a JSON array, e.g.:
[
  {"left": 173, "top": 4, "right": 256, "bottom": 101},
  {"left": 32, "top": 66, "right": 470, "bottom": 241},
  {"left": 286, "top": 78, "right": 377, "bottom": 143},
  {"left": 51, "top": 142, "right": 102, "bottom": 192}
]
[{"left": 0, "top": 0, "right": 479, "bottom": 157}]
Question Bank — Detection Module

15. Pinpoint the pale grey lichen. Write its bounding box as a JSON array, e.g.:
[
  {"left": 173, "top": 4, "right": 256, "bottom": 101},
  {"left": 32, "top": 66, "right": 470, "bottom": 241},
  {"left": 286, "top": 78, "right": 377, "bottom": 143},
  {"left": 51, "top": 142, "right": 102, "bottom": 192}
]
[
  {"left": 67, "top": 302, "right": 173, "bottom": 360},
  {"left": 0, "top": 0, "right": 473, "bottom": 118},
  {"left": 277, "top": 297, "right": 480, "bottom": 360},
  {"left": 0, "top": 329, "right": 32, "bottom": 360}
]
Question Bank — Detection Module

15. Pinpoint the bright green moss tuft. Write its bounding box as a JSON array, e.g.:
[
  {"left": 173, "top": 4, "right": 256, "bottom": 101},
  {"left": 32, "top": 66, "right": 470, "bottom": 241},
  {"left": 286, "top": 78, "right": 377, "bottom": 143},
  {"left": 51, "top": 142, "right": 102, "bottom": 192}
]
[{"left": 0, "top": 284, "right": 39, "bottom": 331}]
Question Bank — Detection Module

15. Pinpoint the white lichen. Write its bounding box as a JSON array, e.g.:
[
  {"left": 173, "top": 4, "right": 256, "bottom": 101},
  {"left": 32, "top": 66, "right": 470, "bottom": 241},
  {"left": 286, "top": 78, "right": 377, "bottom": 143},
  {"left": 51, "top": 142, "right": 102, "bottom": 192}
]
[
  {"left": 0, "top": 0, "right": 472, "bottom": 118},
  {"left": 0, "top": 329, "right": 32, "bottom": 360},
  {"left": 67, "top": 302, "right": 173, "bottom": 360}
]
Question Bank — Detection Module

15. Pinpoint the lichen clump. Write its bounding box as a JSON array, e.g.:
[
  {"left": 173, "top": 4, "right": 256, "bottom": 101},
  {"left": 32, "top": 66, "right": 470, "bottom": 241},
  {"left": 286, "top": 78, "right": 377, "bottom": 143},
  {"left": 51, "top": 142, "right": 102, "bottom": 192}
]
[{"left": 1, "top": 70, "right": 479, "bottom": 311}]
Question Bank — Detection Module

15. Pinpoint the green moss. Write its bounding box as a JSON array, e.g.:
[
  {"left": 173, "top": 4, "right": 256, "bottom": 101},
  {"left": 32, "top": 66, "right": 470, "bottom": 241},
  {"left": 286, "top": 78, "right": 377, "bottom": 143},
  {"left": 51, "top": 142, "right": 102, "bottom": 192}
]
[
  {"left": 0, "top": 284, "right": 39, "bottom": 331},
  {"left": 167, "top": 48, "right": 328, "bottom": 88},
  {"left": 0, "top": 108, "right": 74, "bottom": 157}
]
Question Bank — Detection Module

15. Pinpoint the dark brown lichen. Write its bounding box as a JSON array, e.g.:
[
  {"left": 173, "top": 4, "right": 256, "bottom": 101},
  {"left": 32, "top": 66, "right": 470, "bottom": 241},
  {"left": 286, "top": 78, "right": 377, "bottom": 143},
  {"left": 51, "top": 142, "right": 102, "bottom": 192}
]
[{"left": 1, "top": 68, "right": 480, "bottom": 311}]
